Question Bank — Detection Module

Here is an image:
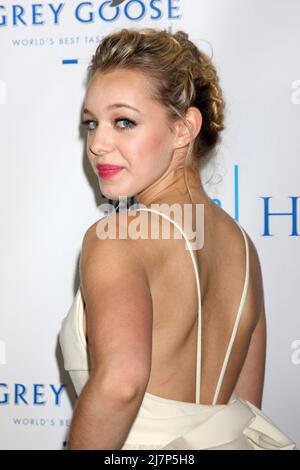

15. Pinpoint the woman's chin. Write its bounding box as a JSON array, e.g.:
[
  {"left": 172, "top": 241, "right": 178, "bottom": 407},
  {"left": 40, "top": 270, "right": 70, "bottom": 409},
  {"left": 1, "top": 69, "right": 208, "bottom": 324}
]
[{"left": 98, "top": 185, "right": 133, "bottom": 202}]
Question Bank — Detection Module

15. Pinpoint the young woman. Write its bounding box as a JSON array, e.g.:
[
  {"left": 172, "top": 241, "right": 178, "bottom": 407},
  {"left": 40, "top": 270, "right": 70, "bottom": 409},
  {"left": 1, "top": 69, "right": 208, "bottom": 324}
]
[{"left": 59, "top": 27, "right": 297, "bottom": 450}]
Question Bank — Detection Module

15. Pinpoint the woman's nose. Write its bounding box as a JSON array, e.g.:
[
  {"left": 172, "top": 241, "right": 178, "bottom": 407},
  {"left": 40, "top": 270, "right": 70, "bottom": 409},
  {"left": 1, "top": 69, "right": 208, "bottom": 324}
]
[{"left": 88, "top": 124, "right": 113, "bottom": 156}]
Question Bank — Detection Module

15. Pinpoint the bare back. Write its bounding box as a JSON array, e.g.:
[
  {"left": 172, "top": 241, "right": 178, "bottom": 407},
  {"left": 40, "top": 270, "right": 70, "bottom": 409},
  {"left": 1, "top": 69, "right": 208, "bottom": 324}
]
[{"left": 82, "top": 200, "right": 262, "bottom": 405}]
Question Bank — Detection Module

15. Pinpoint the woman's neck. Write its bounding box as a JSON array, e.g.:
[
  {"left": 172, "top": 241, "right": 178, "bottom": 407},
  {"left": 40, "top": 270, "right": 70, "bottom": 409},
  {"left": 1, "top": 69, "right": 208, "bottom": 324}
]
[{"left": 136, "top": 153, "right": 209, "bottom": 208}]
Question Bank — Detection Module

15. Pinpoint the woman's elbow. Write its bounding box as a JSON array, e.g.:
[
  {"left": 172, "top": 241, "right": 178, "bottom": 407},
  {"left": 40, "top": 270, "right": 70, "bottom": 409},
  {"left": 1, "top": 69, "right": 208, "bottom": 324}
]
[{"left": 89, "top": 367, "right": 149, "bottom": 403}]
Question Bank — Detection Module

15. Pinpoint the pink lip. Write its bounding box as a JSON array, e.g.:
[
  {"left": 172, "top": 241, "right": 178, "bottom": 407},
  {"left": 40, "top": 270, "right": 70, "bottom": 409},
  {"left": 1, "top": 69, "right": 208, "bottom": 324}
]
[{"left": 96, "top": 164, "right": 124, "bottom": 180}]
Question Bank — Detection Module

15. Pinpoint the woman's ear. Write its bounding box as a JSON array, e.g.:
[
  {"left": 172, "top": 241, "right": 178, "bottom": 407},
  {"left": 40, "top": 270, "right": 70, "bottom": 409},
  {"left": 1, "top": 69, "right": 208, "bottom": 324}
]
[{"left": 174, "top": 106, "right": 203, "bottom": 148}]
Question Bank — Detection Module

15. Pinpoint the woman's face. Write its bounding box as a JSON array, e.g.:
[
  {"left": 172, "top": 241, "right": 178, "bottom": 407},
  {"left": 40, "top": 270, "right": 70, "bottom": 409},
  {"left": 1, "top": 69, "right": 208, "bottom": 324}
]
[{"left": 82, "top": 68, "right": 178, "bottom": 200}]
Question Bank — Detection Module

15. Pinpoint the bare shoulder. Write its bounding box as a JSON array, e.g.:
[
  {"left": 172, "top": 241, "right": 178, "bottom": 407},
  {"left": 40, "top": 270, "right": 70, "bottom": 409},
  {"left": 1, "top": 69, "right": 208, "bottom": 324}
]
[
  {"left": 84, "top": 207, "right": 166, "bottom": 255},
  {"left": 82, "top": 210, "right": 139, "bottom": 242},
  {"left": 80, "top": 210, "right": 153, "bottom": 280},
  {"left": 82, "top": 209, "right": 137, "bottom": 249}
]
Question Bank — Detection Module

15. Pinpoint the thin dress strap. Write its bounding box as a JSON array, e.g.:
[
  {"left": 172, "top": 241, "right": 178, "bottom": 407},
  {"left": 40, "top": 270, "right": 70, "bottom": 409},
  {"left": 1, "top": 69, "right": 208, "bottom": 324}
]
[
  {"left": 132, "top": 207, "right": 203, "bottom": 404},
  {"left": 211, "top": 221, "right": 250, "bottom": 405}
]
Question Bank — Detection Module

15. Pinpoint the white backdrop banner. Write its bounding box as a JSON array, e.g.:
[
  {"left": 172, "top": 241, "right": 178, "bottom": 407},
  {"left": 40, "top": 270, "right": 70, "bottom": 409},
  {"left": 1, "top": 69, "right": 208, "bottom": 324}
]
[{"left": 0, "top": 0, "right": 299, "bottom": 449}]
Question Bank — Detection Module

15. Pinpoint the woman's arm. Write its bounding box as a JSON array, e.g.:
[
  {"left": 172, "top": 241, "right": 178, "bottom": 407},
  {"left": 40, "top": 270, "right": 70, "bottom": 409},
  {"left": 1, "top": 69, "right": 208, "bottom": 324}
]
[
  {"left": 67, "top": 214, "right": 153, "bottom": 450},
  {"left": 234, "top": 301, "right": 267, "bottom": 408},
  {"left": 234, "top": 235, "right": 267, "bottom": 409}
]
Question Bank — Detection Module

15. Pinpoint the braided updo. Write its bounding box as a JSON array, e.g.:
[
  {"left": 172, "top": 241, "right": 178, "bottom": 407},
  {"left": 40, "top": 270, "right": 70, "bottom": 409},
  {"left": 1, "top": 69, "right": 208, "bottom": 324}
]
[{"left": 87, "top": 27, "right": 225, "bottom": 167}]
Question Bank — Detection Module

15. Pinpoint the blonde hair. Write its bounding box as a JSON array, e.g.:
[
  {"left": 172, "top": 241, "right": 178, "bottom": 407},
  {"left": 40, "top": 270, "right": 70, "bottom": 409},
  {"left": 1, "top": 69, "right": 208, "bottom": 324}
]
[{"left": 87, "top": 27, "right": 225, "bottom": 200}]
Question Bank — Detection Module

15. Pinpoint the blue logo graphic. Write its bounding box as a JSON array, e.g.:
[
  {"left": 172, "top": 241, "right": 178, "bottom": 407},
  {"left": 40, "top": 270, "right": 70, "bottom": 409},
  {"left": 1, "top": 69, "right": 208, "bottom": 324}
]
[
  {"left": 0, "top": 1, "right": 182, "bottom": 27},
  {"left": 261, "top": 196, "right": 300, "bottom": 236},
  {"left": 0, "top": 383, "right": 66, "bottom": 406}
]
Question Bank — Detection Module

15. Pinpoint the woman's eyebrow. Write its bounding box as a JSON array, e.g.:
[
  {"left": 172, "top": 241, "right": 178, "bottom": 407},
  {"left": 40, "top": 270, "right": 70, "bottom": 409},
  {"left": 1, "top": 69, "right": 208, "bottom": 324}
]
[{"left": 83, "top": 103, "right": 141, "bottom": 116}]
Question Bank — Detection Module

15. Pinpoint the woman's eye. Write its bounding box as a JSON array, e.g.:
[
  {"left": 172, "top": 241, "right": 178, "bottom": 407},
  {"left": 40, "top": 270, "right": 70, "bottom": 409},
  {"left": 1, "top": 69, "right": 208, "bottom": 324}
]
[
  {"left": 115, "top": 118, "right": 136, "bottom": 130},
  {"left": 81, "top": 120, "right": 97, "bottom": 131}
]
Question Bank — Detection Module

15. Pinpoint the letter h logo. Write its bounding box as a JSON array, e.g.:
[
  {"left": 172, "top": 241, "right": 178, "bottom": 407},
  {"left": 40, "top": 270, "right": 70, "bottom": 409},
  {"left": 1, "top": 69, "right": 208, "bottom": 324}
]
[{"left": 261, "top": 196, "right": 300, "bottom": 236}]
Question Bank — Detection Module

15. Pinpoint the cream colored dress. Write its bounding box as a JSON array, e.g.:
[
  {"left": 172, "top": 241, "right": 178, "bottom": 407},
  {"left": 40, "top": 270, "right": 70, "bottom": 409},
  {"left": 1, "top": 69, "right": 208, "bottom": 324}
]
[{"left": 59, "top": 207, "right": 297, "bottom": 450}]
